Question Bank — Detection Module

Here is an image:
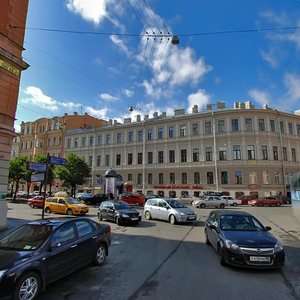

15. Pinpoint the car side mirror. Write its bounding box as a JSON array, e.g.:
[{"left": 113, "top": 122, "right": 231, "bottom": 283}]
[
  {"left": 50, "top": 241, "right": 61, "bottom": 249},
  {"left": 265, "top": 226, "right": 272, "bottom": 231}
]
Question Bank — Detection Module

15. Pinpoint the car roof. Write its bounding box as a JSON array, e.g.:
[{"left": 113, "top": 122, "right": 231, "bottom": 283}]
[
  {"left": 27, "top": 217, "right": 90, "bottom": 228},
  {"left": 214, "top": 210, "right": 252, "bottom": 217}
]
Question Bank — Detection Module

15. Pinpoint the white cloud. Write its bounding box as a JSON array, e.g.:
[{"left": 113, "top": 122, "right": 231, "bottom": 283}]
[
  {"left": 260, "top": 48, "right": 278, "bottom": 68},
  {"left": 187, "top": 90, "right": 211, "bottom": 113},
  {"left": 110, "top": 35, "right": 131, "bottom": 56},
  {"left": 85, "top": 106, "right": 108, "bottom": 119},
  {"left": 66, "top": 0, "right": 107, "bottom": 25},
  {"left": 122, "top": 89, "right": 134, "bottom": 97},
  {"left": 259, "top": 10, "right": 290, "bottom": 26},
  {"left": 22, "top": 86, "right": 59, "bottom": 111},
  {"left": 284, "top": 73, "right": 300, "bottom": 101},
  {"left": 248, "top": 89, "right": 270, "bottom": 106},
  {"left": 100, "top": 93, "right": 119, "bottom": 102}
]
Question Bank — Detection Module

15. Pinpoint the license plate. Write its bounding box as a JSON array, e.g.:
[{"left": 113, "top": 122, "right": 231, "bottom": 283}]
[
  {"left": 131, "top": 217, "right": 138, "bottom": 221},
  {"left": 188, "top": 216, "right": 196, "bottom": 220},
  {"left": 249, "top": 256, "right": 270, "bottom": 262}
]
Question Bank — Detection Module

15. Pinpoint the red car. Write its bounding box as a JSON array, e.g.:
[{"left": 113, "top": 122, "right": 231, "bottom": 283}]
[
  {"left": 248, "top": 197, "right": 282, "bottom": 207},
  {"left": 121, "top": 193, "right": 145, "bottom": 206},
  {"left": 237, "top": 195, "right": 258, "bottom": 205},
  {"left": 27, "top": 196, "right": 44, "bottom": 208}
]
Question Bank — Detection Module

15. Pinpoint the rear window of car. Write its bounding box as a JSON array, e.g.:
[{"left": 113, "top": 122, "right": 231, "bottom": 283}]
[{"left": 147, "top": 199, "right": 157, "bottom": 206}]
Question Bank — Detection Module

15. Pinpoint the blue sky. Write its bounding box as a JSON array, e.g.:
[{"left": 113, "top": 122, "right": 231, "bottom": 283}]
[{"left": 15, "top": 0, "right": 300, "bottom": 131}]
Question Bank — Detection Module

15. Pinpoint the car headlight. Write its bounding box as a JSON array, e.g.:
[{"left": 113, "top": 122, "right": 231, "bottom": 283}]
[
  {"left": 0, "top": 270, "right": 7, "bottom": 279},
  {"left": 122, "top": 214, "right": 130, "bottom": 218},
  {"left": 224, "top": 240, "right": 241, "bottom": 252},
  {"left": 274, "top": 241, "right": 283, "bottom": 252},
  {"left": 179, "top": 212, "right": 186, "bottom": 216}
]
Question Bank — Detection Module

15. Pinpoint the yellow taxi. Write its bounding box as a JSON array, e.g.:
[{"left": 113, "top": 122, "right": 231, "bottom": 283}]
[{"left": 44, "top": 195, "right": 89, "bottom": 215}]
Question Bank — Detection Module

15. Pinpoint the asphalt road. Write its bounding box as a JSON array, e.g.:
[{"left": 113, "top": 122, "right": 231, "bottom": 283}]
[{"left": 3, "top": 202, "right": 300, "bottom": 300}]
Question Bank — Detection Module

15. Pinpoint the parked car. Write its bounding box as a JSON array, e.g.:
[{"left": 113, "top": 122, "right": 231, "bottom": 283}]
[
  {"left": 77, "top": 193, "right": 107, "bottom": 205},
  {"left": 248, "top": 197, "right": 282, "bottom": 207},
  {"left": 44, "top": 196, "right": 89, "bottom": 215},
  {"left": 237, "top": 194, "right": 258, "bottom": 205},
  {"left": 192, "top": 196, "right": 229, "bottom": 209},
  {"left": 144, "top": 198, "right": 197, "bottom": 225},
  {"left": 145, "top": 194, "right": 159, "bottom": 200},
  {"left": 0, "top": 217, "right": 111, "bottom": 300},
  {"left": 16, "top": 191, "right": 28, "bottom": 198},
  {"left": 221, "top": 196, "right": 242, "bottom": 206},
  {"left": 98, "top": 200, "right": 141, "bottom": 225},
  {"left": 27, "top": 196, "right": 44, "bottom": 209},
  {"left": 121, "top": 193, "right": 145, "bottom": 206},
  {"left": 204, "top": 210, "right": 285, "bottom": 268},
  {"left": 179, "top": 194, "right": 202, "bottom": 205}
]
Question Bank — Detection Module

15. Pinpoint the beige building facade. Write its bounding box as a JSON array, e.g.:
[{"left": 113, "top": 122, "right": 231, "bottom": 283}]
[{"left": 65, "top": 102, "right": 300, "bottom": 198}]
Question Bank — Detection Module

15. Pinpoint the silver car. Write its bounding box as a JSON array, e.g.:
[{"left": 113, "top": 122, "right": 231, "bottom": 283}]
[
  {"left": 193, "top": 196, "right": 228, "bottom": 209},
  {"left": 144, "top": 198, "right": 197, "bottom": 225}
]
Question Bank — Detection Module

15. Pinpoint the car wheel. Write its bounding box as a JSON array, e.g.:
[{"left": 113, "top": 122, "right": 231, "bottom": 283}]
[
  {"left": 204, "top": 229, "right": 211, "bottom": 245},
  {"left": 258, "top": 202, "right": 263, "bottom": 207},
  {"left": 66, "top": 208, "right": 73, "bottom": 215},
  {"left": 30, "top": 204, "right": 35, "bottom": 209},
  {"left": 232, "top": 202, "right": 237, "bottom": 207},
  {"left": 169, "top": 214, "right": 177, "bottom": 225},
  {"left": 220, "top": 203, "right": 225, "bottom": 209},
  {"left": 200, "top": 203, "right": 206, "bottom": 209},
  {"left": 13, "top": 271, "right": 41, "bottom": 300},
  {"left": 218, "top": 245, "right": 226, "bottom": 266},
  {"left": 97, "top": 212, "right": 103, "bottom": 221},
  {"left": 116, "top": 217, "right": 122, "bottom": 225},
  {"left": 145, "top": 211, "right": 152, "bottom": 220},
  {"left": 93, "top": 243, "right": 107, "bottom": 266},
  {"left": 44, "top": 207, "right": 51, "bottom": 214}
]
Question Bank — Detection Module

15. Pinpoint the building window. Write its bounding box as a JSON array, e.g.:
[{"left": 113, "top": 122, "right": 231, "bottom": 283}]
[
  {"left": 74, "top": 138, "right": 78, "bottom": 148},
  {"left": 170, "top": 173, "right": 175, "bottom": 184},
  {"left": 89, "top": 136, "right": 94, "bottom": 146},
  {"left": 48, "top": 138, "right": 51, "bottom": 147},
  {"left": 219, "top": 146, "right": 227, "bottom": 161},
  {"left": 96, "top": 155, "right": 101, "bottom": 167},
  {"left": 137, "top": 130, "right": 143, "bottom": 142},
  {"left": 245, "top": 118, "right": 253, "bottom": 131},
  {"left": 137, "top": 174, "right": 142, "bottom": 185},
  {"left": 235, "top": 171, "right": 242, "bottom": 184},
  {"left": 158, "top": 151, "right": 164, "bottom": 163},
  {"left": 138, "top": 153, "right": 143, "bottom": 164},
  {"left": 207, "top": 172, "right": 214, "bottom": 184},
  {"left": 193, "top": 148, "right": 199, "bottom": 162},
  {"left": 217, "top": 120, "right": 225, "bottom": 133},
  {"left": 247, "top": 145, "right": 255, "bottom": 160},
  {"left": 221, "top": 171, "right": 228, "bottom": 184},
  {"left": 81, "top": 137, "right": 86, "bottom": 147},
  {"left": 194, "top": 172, "right": 200, "bottom": 184},
  {"left": 282, "top": 147, "right": 288, "bottom": 161},
  {"left": 273, "top": 146, "right": 278, "bottom": 160},
  {"left": 231, "top": 119, "right": 239, "bottom": 132},
  {"left": 263, "top": 171, "right": 270, "bottom": 184},
  {"left": 258, "top": 119, "right": 265, "bottom": 131},
  {"left": 105, "top": 155, "right": 110, "bottom": 166},
  {"left": 158, "top": 173, "right": 164, "bottom": 184},
  {"left": 97, "top": 135, "right": 102, "bottom": 145},
  {"left": 88, "top": 156, "right": 93, "bottom": 167},
  {"left": 249, "top": 172, "right": 257, "bottom": 184},
  {"left": 148, "top": 173, "right": 153, "bottom": 184},
  {"left": 128, "top": 153, "right": 133, "bottom": 165},
  {"left": 148, "top": 152, "right": 153, "bottom": 164},
  {"left": 261, "top": 145, "right": 268, "bottom": 160},
  {"left": 117, "top": 133, "right": 122, "bottom": 144},
  {"left": 179, "top": 125, "right": 187, "bottom": 137},
  {"left": 205, "top": 121, "right": 212, "bottom": 134},
  {"left": 192, "top": 123, "right": 199, "bottom": 136},
  {"left": 105, "top": 134, "right": 110, "bottom": 145},
  {"left": 67, "top": 139, "right": 71, "bottom": 148},
  {"left": 181, "top": 172, "right": 187, "bottom": 184},
  {"left": 181, "top": 149, "right": 187, "bottom": 162},
  {"left": 157, "top": 127, "right": 164, "bottom": 139},
  {"left": 116, "top": 154, "right": 121, "bottom": 165},
  {"left": 288, "top": 123, "right": 293, "bottom": 135},
  {"left": 280, "top": 121, "right": 284, "bottom": 134},
  {"left": 275, "top": 171, "right": 280, "bottom": 184},
  {"left": 169, "top": 150, "right": 175, "bottom": 163},
  {"left": 147, "top": 128, "right": 153, "bottom": 140},
  {"left": 292, "top": 148, "right": 296, "bottom": 162},
  {"left": 128, "top": 131, "right": 133, "bottom": 143},
  {"left": 297, "top": 124, "right": 300, "bottom": 136},
  {"left": 128, "top": 173, "right": 132, "bottom": 181},
  {"left": 206, "top": 147, "right": 213, "bottom": 161},
  {"left": 270, "top": 120, "right": 276, "bottom": 132},
  {"left": 168, "top": 126, "right": 175, "bottom": 138}
]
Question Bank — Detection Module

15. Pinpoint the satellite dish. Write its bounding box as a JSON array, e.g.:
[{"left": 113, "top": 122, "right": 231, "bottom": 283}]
[{"left": 171, "top": 35, "right": 180, "bottom": 45}]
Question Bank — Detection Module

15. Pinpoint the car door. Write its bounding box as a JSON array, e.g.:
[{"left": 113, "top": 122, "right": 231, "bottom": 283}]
[
  {"left": 206, "top": 196, "right": 214, "bottom": 207},
  {"left": 58, "top": 198, "right": 67, "bottom": 214},
  {"left": 49, "top": 197, "right": 58, "bottom": 212},
  {"left": 100, "top": 202, "right": 109, "bottom": 220},
  {"left": 206, "top": 212, "right": 219, "bottom": 249},
  {"left": 106, "top": 203, "right": 115, "bottom": 221},
  {"left": 157, "top": 199, "right": 169, "bottom": 220},
  {"left": 45, "top": 221, "right": 80, "bottom": 282}
]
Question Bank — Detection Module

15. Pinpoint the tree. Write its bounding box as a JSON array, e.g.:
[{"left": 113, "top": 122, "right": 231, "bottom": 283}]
[
  {"left": 55, "top": 152, "right": 91, "bottom": 197},
  {"left": 8, "top": 156, "right": 30, "bottom": 199}
]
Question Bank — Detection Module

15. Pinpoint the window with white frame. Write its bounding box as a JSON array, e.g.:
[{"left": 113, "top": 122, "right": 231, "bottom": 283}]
[
  {"left": 179, "top": 125, "right": 187, "bottom": 137},
  {"left": 181, "top": 149, "right": 187, "bottom": 162},
  {"left": 262, "top": 171, "right": 270, "bottom": 184},
  {"left": 192, "top": 123, "right": 199, "bottom": 136},
  {"left": 247, "top": 145, "right": 255, "bottom": 160},
  {"left": 261, "top": 145, "right": 268, "bottom": 160},
  {"left": 249, "top": 172, "right": 257, "bottom": 184},
  {"left": 193, "top": 148, "right": 199, "bottom": 162}
]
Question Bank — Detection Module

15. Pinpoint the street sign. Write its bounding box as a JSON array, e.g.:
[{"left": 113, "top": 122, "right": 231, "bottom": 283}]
[
  {"left": 50, "top": 156, "right": 66, "bottom": 165},
  {"left": 31, "top": 173, "right": 45, "bottom": 182},
  {"left": 28, "top": 162, "right": 47, "bottom": 172}
]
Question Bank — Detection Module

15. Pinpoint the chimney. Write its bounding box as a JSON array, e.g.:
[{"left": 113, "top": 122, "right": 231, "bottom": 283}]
[
  {"left": 192, "top": 105, "right": 198, "bottom": 113},
  {"left": 136, "top": 115, "right": 141, "bottom": 122}
]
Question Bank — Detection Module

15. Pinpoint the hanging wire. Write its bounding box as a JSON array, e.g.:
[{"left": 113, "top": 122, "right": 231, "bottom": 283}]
[
  {"left": 150, "top": 0, "right": 170, "bottom": 34},
  {"left": 142, "top": 0, "right": 163, "bottom": 34}
]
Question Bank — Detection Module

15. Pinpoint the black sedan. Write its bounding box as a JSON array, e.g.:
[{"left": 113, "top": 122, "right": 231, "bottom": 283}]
[
  {"left": 0, "top": 217, "right": 111, "bottom": 300},
  {"left": 78, "top": 193, "right": 108, "bottom": 205},
  {"left": 204, "top": 210, "right": 285, "bottom": 268},
  {"left": 98, "top": 200, "right": 141, "bottom": 225}
]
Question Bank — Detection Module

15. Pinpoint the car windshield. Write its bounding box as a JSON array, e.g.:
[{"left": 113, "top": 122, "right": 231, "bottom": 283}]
[
  {"left": 166, "top": 200, "right": 186, "bottom": 208},
  {"left": 0, "top": 224, "right": 52, "bottom": 251},
  {"left": 65, "top": 198, "right": 81, "bottom": 204},
  {"left": 220, "top": 215, "right": 265, "bottom": 231},
  {"left": 114, "top": 202, "right": 131, "bottom": 210}
]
